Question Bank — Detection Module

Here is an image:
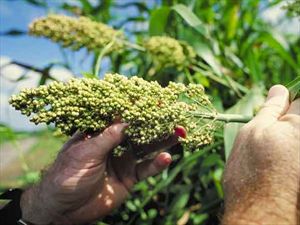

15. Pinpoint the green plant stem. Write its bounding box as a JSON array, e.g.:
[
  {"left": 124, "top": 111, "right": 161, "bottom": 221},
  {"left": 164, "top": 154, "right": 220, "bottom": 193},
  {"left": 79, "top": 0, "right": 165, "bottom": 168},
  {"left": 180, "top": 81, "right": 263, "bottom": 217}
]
[
  {"left": 94, "top": 39, "right": 145, "bottom": 76},
  {"left": 94, "top": 39, "right": 116, "bottom": 76},
  {"left": 13, "top": 140, "right": 30, "bottom": 172},
  {"left": 192, "top": 112, "right": 252, "bottom": 123},
  {"left": 122, "top": 40, "right": 146, "bottom": 51}
]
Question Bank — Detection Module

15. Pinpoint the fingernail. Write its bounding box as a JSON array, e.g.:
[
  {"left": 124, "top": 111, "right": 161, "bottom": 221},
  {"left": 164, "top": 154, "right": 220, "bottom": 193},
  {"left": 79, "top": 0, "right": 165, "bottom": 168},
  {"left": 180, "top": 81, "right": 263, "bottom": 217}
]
[
  {"left": 267, "top": 85, "right": 288, "bottom": 101},
  {"left": 158, "top": 153, "right": 172, "bottom": 166},
  {"left": 164, "top": 157, "right": 172, "bottom": 165},
  {"left": 174, "top": 126, "right": 186, "bottom": 138}
]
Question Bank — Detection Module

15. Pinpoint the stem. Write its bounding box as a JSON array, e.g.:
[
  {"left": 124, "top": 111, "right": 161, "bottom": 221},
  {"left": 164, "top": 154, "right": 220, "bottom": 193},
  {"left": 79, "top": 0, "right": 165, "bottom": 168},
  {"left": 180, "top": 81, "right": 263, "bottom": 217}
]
[
  {"left": 192, "top": 112, "right": 252, "bottom": 123},
  {"left": 94, "top": 38, "right": 145, "bottom": 76},
  {"left": 122, "top": 40, "right": 146, "bottom": 51},
  {"left": 13, "top": 139, "right": 30, "bottom": 172},
  {"left": 94, "top": 39, "right": 116, "bottom": 76}
]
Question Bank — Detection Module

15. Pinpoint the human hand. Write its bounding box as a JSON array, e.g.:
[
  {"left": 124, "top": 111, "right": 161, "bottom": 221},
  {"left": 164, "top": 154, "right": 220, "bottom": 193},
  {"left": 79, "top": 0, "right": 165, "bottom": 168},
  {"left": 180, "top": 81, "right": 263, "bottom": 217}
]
[
  {"left": 20, "top": 123, "right": 186, "bottom": 225},
  {"left": 222, "top": 85, "right": 300, "bottom": 224}
]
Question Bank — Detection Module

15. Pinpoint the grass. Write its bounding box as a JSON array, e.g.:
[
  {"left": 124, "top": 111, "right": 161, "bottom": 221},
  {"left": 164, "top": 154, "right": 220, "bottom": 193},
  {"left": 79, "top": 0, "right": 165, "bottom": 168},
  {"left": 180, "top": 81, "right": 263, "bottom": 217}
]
[{"left": 0, "top": 130, "right": 63, "bottom": 188}]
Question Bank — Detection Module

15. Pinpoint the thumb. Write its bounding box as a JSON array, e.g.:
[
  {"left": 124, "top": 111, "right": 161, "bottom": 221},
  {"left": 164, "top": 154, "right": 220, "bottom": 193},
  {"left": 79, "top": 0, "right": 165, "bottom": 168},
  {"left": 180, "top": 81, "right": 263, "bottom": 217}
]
[
  {"left": 93, "top": 123, "right": 128, "bottom": 156},
  {"left": 253, "top": 85, "right": 289, "bottom": 127},
  {"left": 60, "top": 123, "right": 128, "bottom": 165}
]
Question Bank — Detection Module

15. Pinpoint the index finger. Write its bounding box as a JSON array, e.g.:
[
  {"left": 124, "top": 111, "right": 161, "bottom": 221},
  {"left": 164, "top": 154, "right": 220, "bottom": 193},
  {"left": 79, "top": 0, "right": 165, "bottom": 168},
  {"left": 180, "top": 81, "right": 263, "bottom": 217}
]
[{"left": 132, "top": 126, "right": 187, "bottom": 158}]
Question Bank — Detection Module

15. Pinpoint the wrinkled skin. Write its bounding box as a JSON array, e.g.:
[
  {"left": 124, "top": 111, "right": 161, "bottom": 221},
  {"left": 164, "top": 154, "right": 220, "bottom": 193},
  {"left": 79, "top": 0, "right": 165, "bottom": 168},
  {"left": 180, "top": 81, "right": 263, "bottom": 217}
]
[
  {"left": 223, "top": 85, "right": 300, "bottom": 224},
  {"left": 21, "top": 124, "right": 185, "bottom": 225}
]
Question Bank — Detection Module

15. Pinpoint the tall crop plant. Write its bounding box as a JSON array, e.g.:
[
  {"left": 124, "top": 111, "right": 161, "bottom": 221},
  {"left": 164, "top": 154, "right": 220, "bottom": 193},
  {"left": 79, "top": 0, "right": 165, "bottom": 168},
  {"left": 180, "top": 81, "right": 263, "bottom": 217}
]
[{"left": 1, "top": 0, "right": 299, "bottom": 224}]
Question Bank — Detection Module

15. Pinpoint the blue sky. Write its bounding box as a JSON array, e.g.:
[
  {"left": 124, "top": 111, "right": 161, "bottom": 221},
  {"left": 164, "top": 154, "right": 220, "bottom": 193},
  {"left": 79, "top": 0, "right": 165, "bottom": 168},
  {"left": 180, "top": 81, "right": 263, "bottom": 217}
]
[
  {"left": 0, "top": 0, "right": 298, "bottom": 131},
  {"left": 0, "top": 0, "right": 94, "bottom": 130},
  {"left": 1, "top": 1, "right": 62, "bottom": 67},
  {"left": 0, "top": 0, "right": 95, "bottom": 73}
]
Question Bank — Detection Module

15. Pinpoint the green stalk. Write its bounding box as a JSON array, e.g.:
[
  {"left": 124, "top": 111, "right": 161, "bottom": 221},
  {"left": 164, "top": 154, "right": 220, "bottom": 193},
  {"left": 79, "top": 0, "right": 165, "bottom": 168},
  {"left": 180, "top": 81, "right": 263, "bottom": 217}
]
[
  {"left": 94, "top": 37, "right": 117, "bottom": 76},
  {"left": 122, "top": 40, "right": 146, "bottom": 52},
  {"left": 94, "top": 39, "right": 145, "bottom": 76},
  {"left": 192, "top": 112, "right": 252, "bottom": 123}
]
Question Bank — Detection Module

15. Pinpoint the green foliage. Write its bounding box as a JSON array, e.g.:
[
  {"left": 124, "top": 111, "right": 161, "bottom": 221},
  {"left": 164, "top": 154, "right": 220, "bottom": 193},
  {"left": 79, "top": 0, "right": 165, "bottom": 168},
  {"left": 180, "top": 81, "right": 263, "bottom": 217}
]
[
  {"left": 283, "top": 0, "right": 300, "bottom": 17},
  {"left": 3, "top": 0, "right": 299, "bottom": 224},
  {"left": 287, "top": 76, "right": 300, "bottom": 101},
  {"left": 0, "top": 124, "right": 16, "bottom": 144},
  {"left": 224, "top": 86, "right": 265, "bottom": 159}
]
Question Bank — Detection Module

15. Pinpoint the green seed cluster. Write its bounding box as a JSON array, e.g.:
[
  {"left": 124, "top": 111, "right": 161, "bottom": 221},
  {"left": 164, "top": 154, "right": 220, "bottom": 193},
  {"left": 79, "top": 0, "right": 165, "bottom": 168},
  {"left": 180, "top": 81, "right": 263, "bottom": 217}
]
[
  {"left": 29, "top": 14, "right": 124, "bottom": 52},
  {"left": 143, "top": 36, "right": 196, "bottom": 70},
  {"left": 9, "top": 74, "right": 215, "bottom": 153}
]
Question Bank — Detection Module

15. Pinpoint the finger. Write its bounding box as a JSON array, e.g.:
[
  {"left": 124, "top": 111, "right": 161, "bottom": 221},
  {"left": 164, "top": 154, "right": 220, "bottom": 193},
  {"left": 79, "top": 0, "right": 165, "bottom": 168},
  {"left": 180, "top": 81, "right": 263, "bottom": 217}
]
[
  {"left": 133, "top": 126, "right": 187, "bottom": 158},
  {"left": 93, "top": 123, "right": 129, "bottom": 155},
  {"left": 135, "top": 152, "right": 172, "bottom": 181},
  {"left": 286, "top": 98, "right": 300, "bottom": 115},
  {"left": 60, "top": 123, "right": 128, "bottom": 163},
  {"left": 252, "top": 85, "right": 289, "bottom": 127}
]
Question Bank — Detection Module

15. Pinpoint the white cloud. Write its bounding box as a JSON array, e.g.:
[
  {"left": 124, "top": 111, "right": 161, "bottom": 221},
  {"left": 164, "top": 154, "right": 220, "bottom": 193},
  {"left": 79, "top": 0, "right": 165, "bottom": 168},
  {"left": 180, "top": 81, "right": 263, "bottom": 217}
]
[
  {"left": 261, "top": 2, "right": 300, "bottom": 35},
  {"left": 50, "top": 67, "right": 74, "bottom": 82},
  {"left": 0, "top": 93, "right": 44, "bottom": 131},
  {"left": 1, "top": 63, "right": 25, "bottom": 81},
  {"left": 0, "top": 57, "right": 74, "bottom": 131},
  {"left": 0, "top": 58, "right": 41, "bottom": 131},
  {"left": 261, "top": 2, "right": 285, "bottom": 24},
  {"left": 0, "top": 56, "right": 11, "bottom": 67}
]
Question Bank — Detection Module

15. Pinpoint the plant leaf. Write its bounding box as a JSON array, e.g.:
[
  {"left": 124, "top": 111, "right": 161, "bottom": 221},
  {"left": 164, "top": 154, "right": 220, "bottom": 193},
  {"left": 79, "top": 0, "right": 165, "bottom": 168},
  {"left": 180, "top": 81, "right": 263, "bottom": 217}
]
[
  {"left": 258, "top": 32, "right": 299, "bottom": 71},
  {"left": 244, "top": 48, "right": 263, "bottom": 83},
  {"left": 149, "top": 7, "right": 171, "bottom": 36},
  {"left": 82, "top": 72, "right": 97, "bottom": 79},
  {"left": 172, "top": 4, "right": 208, "bottom": 37},
  {"left": 24, "top": 0, "right": 47, "bottom": 7},
  {"left": 286, "top": 76, "right": 300, "bottom": 101},
  {"left": 224, "top": 85, "right": 265, "bottom": 160},
  {"left": 193, "top": 42, "right": 222, "bottom": 76},
  {"left": 0, "top": 124, "right": 16, "bottom": 144},
  {"left": 79, "top": 0, "right": 93, "bottom": 13},
  {"left": 224, "top": 3, "right": 239, "bottom": 40}
]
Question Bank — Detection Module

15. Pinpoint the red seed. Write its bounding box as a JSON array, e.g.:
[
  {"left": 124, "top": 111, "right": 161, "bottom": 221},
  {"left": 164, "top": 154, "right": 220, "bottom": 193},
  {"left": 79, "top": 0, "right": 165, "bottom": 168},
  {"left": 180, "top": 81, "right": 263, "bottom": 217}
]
[{"left": 174, "top": 126, "right": 186, "bottom": 138}]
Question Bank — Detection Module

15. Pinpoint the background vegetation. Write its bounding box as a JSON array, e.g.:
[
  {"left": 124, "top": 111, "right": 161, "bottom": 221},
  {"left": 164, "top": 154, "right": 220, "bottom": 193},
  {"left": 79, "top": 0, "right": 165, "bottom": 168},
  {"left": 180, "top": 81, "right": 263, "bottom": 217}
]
[{"left": 1, "top": 0, "right": 299, "bottom": 224}]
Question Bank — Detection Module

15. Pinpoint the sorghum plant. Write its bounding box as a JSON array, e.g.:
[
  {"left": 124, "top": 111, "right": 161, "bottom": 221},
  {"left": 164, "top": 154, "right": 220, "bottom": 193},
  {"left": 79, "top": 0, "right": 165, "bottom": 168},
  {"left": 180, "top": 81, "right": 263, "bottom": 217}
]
[
  {"left": 29, "top": 14, "right": 125, "bottom": 52},
  {"left": 29, "top": 15, "right": 196, "bottom": 72},
  {"left": 9, "top": 73, "right": 216, "bottom": 155},
  {"left": 143, "top": 36, "right": 196, "bottom": 70},
  {"left": 15, "top": 14, "right": 254, "bottom": 157}
]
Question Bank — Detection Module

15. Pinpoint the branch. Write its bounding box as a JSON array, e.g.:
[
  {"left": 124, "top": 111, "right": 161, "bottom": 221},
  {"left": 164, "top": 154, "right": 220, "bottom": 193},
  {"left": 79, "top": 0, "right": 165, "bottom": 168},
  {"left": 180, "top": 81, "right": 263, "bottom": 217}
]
[{"left": 0, "top": 61, "right": 56, "bottom": 85}]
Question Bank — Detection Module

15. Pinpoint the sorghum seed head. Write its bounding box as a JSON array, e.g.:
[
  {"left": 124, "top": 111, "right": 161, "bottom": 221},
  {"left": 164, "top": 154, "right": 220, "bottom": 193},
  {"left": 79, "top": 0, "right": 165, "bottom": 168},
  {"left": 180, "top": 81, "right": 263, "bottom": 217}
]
[
  {"left": 9, "top": 73, "right": 215, "bottom": 155},
  {"left": 143, "top": 36, "right": 196, "bottom": 70},
  {"left": 29, "top": 14, "right": 124, "bottom": 52}
]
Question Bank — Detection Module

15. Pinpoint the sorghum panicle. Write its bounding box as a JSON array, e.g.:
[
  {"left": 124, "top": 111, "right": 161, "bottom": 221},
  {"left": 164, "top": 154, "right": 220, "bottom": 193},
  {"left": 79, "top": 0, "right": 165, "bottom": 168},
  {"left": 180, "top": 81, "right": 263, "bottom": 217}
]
[
  {"left": 9, "top": 74, "right": 215, "bottom": 154},
  {"left": 29, "top": 14, "right": 124, "bottom": 52},
  {"left": 143, "top": 36, "right": 196, "bottom": 70}
]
